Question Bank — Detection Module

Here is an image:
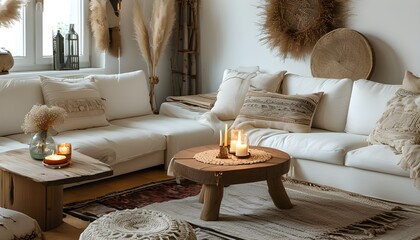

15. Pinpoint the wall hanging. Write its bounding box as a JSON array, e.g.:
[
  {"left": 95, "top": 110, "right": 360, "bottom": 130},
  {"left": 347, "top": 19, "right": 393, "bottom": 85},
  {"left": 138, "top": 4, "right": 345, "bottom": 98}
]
[
  {"left": 89, "top": 0, "right": 121, "bottom": 57},
  {"left": 260, "top": 0, "right": 349, "bottom": 60}
]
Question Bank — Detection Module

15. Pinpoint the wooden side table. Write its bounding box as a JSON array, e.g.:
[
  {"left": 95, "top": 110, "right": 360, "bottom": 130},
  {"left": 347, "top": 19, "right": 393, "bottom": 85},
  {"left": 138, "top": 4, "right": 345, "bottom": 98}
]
[
  {"left": 172, "top": 145, "right": 292, "bottom": 221},
  {"left": 0, "top": 148, "right": 113, "bottom": 231}
]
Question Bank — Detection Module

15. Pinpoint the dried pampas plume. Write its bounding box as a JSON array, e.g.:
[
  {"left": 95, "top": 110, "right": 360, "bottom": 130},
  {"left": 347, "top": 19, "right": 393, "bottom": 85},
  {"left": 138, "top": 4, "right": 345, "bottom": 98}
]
[
  {"left": 133, "top": 0, "right": 176, "bottom": 112},
  {"left": 89, "top": 0, "right": 110, "bottom": 52},
  {"left": 0, "top": 0, "right": 26, "bottom": 28},
  {"left": 259, "top": 0, "right": 349, "bottom": 60}
]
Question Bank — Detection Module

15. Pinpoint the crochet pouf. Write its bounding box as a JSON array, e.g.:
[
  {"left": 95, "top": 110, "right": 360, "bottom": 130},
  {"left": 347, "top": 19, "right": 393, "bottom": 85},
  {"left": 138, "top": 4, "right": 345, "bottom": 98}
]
[
  {"left": 0, "top": 208, "right": 42, "bottom": 240},
  {"left": 79, "top": 208, "right": 197, "bottom": 240}
]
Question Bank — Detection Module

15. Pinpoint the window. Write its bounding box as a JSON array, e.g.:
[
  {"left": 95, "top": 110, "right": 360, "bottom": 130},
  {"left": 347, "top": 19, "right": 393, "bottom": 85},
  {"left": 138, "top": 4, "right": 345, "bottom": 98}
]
[{"left": 0, "top": 0, "right": 90, "bottom": 71}]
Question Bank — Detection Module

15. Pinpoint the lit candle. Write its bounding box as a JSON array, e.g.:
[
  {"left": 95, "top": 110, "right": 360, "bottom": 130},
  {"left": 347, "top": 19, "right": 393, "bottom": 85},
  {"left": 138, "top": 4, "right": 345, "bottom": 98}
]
[
  {"left": 235, "top": 132, "right": 249, "bottom": 157},
  {"left": 229, "top": 129, "right": 241, "bottom": 153},
  {"left": 224, "top": 124, "right": 228, "bottom": 147},
  {"left": 44, "top": 154, "right": 68, "bottom": 165},
  {"left": 219, "top": 129, "right": 223, "bottom": 146},
  {"left": 57, "top": 143, "right": 72, "bottom": 160}
]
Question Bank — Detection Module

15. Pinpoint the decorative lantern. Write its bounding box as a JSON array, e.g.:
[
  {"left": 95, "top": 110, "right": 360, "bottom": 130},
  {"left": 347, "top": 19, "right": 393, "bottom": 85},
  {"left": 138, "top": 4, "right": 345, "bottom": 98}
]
[{"left": 53, "top": 24, "right": 79, "bottom": 70}]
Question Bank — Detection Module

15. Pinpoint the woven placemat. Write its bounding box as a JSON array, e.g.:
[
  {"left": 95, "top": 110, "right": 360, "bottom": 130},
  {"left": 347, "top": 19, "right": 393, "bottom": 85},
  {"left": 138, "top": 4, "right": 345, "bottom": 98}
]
[
  {"left": 193, "top": 148, "right": 271, "bottom": 166},
  {"left": 311, "top": 28, "right": 374, "bottom": 80}
]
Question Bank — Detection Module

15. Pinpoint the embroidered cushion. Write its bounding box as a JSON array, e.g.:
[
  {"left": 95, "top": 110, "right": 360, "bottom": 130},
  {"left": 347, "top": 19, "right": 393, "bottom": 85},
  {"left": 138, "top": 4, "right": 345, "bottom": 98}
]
[
  {"left": 367, "top": 71, "right": 420, "bottom": 152},
  {"left": 231, "top": 89, "right": 323, "bottom": 133},
  {"left": 40, "top": 76, "right": 109, "bottom": 133}
]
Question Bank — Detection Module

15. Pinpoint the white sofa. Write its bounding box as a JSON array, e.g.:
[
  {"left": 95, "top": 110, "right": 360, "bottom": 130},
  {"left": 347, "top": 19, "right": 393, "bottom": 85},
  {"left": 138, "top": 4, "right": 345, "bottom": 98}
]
[
  {"left": 0, "top": 70, "right": 219, "bottom": 180},
  {"left": 160, "top": 72, "right": 420, "bottom": 206},
  {"left": 1, "top": 70, "right": 419, "bottom": 207}
]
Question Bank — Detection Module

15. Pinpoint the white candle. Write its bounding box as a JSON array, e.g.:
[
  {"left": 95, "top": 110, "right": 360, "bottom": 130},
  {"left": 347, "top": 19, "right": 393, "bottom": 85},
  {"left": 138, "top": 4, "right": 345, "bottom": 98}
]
[
  {"left": 224, "top": 124, "right": 228, "bottom": 147},
  {"left": 219, "top": 129, "right": 223, "bottom": 146},
  {"left": 235, "top": 132, "right": 249, "bottom": 157},
  {"left": 230, "top": 140, "right": 237, "bottom": 153}
]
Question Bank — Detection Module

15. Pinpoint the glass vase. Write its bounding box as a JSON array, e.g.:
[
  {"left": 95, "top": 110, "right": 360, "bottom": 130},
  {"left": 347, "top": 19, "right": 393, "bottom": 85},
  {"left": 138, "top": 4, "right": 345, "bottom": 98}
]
[{"left": 29, "top": 130, "right": 56, "bottom": 161}]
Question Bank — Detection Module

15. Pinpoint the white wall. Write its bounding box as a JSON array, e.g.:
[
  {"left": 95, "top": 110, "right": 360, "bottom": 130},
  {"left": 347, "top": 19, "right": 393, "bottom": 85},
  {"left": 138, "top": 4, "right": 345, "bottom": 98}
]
[
  {"left": 199, "top": 0, "right": 420, "bottom": 93},
  {"left": 101, "top": 0, "right": 173, "bottom": 107}
]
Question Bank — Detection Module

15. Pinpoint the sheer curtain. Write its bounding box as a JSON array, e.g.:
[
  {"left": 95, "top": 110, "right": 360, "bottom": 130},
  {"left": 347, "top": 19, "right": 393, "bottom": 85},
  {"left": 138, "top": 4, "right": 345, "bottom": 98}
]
[{"left": 171, "top": 0, "right": 200, "bottom": 96}]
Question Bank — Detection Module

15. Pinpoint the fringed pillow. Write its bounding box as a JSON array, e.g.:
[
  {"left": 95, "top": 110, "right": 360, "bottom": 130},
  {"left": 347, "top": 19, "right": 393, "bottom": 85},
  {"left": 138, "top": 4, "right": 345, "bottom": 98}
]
[
  {"left": 367, "top": 71, "right": 420, "bottom": 152},
  {"left": 231, "top": 89, "right": 323, "bottom": 133}
]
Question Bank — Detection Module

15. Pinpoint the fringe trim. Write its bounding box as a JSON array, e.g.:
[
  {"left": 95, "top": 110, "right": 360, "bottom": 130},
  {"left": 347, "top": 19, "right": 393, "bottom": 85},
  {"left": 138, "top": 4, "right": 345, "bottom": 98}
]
[
  {"left": 315, "top": 208, "right": 406, "bottom": 240},
  {"left": 399, "top": 145, "right": 420, "bottom": 189}
]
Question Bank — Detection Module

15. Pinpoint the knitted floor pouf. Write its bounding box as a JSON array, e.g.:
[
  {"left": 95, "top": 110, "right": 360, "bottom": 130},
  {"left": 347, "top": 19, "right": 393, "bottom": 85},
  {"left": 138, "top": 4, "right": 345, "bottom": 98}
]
[
  {"left": 0, "top": 208, "right": 43, "bottom": 240},
  {"left": 79, "top": 208, "right": 197, "bottom": 240}
]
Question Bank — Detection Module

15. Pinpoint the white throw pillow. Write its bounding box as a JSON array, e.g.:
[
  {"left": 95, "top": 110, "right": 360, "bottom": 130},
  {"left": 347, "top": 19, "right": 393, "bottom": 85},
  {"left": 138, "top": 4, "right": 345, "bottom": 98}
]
[
  {"left": 345, "top": 80, "right": 400, "bottom": 135},
  {"left": 281, "top": 73, "right": 353, "bottom": 132},
  {"left": 40, "top": 76, "right": 109, "bottom": 133},
  {"left": 91, "top": 70, "right": 152, "bottom": 120},
  {"left": 211, "top": 71, "right": 257, "bottom": 120}
]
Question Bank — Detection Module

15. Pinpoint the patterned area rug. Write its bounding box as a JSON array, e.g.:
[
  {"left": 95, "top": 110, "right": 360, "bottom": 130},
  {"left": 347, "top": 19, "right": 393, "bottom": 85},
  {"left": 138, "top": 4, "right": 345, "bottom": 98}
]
[{"left": 64, "top": 179, "right": 420, "bottom": 240}]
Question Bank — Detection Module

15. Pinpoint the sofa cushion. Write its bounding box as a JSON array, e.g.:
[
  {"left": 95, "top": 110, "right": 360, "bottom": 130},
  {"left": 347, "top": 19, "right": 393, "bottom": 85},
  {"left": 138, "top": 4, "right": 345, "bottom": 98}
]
[
  {"left": 345, "top": 145, "right": 408, "bottom": 177},
  {"left": 8, "top": 125, "right": 166, "bottom": 166},
  {"left": 246, "top": 128, "right": 368, "bottom": 165},
  {"left": 345, "top": 80, "right": 400, "bottom": 136},
  {"left": 231, "top": 89, "right": 323, "bottom": 133},
  {"left": 0, "top": 137, "right": 28, "bottom": 153},
  {"left": 367, "top": 71, "right": 420, "bottom": 152},
  {"left": 91, "top": 70, "right": 153, "bottom": 120},
  {"left": 40, "top": 76, "right": 109, "bottom": 133},
  {"left": 211, "top": 71, "right": 257, "bottom": 120},
  {"left": 281, "top": 73, "right": 353, "bottom": 132},
  {"left": 111, "top": 114, "right": 219, "bottom": 161},
  {"left": 0, "top": 77, "right": 44, "bottom": 136}
]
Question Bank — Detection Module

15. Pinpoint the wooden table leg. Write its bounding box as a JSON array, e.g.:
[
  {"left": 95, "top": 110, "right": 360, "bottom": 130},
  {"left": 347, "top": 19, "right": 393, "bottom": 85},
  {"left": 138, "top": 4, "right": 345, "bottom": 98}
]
[
  {"left": 198, "top": 185, "right": 205, "bottom": 203},
  {"left": 0, "top": 171, "right": 63, "bottom": 231},
  {"left": 267, "top": 176, "right": 293, "bottom": 209},
  {"left": 200, "top": 184, "right": 224, "bottom": 221}
]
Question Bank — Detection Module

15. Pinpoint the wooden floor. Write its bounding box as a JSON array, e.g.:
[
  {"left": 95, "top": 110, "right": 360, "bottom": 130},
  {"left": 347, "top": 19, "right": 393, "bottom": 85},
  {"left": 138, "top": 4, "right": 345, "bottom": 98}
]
[{"left": 43, "top": 166, "right": 171, "bottom": 240}]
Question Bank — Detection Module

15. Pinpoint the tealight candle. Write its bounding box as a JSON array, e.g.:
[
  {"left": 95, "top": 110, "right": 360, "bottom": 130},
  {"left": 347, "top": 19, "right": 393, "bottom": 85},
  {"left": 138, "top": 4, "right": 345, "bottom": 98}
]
[
  {"left": 57, "top": 143, "right": 72, "bottom": 160},
  {"left": 235, "top": 132, "right": 249, "bottom": 157},
  {"left": 44, "top": 154, "right": 68, "bottom": 165}
]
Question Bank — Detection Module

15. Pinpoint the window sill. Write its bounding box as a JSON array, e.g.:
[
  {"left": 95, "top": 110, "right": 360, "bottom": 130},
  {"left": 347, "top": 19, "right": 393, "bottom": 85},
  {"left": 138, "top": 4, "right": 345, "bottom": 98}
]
[{"left": 0, "top": 68, "right": 106, "bottom": 80}]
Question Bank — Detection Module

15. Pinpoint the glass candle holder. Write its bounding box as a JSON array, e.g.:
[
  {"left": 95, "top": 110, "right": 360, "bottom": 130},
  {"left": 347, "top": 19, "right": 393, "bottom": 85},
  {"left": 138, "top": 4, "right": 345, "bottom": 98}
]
[
  {"left": 229, "top": 129, "right": 243, "bottom": 153},
  {"left": 235, "top": 132, "right": 249, "bottom": 157},
  {"left": 57, "top": 143, "right": 72, "bottom": 160}
]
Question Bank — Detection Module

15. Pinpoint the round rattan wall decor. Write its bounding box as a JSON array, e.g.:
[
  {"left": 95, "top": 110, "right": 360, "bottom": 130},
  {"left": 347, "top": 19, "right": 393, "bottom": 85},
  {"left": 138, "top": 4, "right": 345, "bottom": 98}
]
[
  {"left": 260, "top": 0, "right": 349, "bottom": 60},
  {"left": 310, "top": 28, "right": 374, "bottom": 80}
]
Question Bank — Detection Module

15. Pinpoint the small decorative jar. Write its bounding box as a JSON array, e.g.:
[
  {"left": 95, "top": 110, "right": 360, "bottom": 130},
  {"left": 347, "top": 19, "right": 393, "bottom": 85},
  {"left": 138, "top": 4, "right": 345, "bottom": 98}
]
[{"left": 0, "top": 47, "right": 14, "bottom": 74}]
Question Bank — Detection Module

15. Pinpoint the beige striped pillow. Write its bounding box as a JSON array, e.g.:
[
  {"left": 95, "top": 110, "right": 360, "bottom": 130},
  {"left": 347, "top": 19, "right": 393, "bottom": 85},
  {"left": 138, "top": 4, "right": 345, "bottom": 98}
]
[{"left": 231, "top": 90, "right": 323, "bottom": 133}]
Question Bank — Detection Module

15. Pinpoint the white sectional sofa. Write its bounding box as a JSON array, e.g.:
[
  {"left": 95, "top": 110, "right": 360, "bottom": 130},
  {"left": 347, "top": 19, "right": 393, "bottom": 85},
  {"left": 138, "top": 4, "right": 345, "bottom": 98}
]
[
  {"left": 161, "top": 72, "right": 420, "bottom": 206},
  {"left": 1, "top": 69, "right": 419, "bottom": 207},
  {"left": 0, "top": 70, "right": 218, "bottom": 180}
]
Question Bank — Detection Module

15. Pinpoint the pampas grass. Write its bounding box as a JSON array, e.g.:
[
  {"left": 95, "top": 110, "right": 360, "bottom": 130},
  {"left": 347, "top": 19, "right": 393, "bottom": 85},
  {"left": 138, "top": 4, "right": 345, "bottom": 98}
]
[
  {"left": 89, "top": 0, "right": 110, "bottom": 53},
  {"left": 133, "top": 0, "right": 176, "bottom": 112},
  {"left": 22, "top": 105, "right": 67, "bottom": 134},
  {"left": 0, "top": 0, "right": 25, "bottom": 28},
  {"left": 259, "top": 0, "right": 349, "bottom": 60}
]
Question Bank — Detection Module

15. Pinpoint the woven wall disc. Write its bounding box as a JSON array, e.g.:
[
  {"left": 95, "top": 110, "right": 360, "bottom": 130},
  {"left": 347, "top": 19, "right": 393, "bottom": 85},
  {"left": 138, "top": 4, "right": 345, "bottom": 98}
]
[{"left": 310, "top": 28, "right": 374, "bottom": 80}]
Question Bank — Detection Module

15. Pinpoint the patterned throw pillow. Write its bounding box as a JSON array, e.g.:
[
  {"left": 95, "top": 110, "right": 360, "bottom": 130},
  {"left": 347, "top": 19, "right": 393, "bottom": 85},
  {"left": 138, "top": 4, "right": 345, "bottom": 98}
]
[
  {"left": 231, "top": 90, "right": 323, "bottom": 133},
  {"left": 40, "top": 76, "right": 109, "bottom": 133},
  {"left": 367, "top": 71, "right": 420, "bottom": 152}
]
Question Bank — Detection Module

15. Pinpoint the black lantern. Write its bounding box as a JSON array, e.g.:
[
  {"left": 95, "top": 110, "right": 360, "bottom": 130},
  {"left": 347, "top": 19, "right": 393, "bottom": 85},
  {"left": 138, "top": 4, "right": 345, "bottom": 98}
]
[{"left": 53, "top": 24, "right": 79, "bottom": 70}]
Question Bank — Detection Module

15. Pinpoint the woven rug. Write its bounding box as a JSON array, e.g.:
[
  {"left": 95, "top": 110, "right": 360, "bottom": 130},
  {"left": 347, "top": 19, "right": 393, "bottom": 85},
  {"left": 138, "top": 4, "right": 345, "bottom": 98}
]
[{"left": 64, "top": 179, "right": 420, "bottom": 240}]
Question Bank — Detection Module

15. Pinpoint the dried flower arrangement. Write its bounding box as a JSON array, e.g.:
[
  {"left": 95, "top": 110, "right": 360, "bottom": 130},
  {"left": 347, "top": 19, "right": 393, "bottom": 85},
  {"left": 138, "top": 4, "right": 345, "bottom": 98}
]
[
  {"left": 133, "top": 0, "right": 176, "bottom": 112},
  {"left": 0, "top": 0, "right": 26, "bottom": 28},
  {"left": 21, "top": 105, "right": 67, "bottom": 134},
  {"left": 259, "top": 0, "right": 349, "bottom": 59}
]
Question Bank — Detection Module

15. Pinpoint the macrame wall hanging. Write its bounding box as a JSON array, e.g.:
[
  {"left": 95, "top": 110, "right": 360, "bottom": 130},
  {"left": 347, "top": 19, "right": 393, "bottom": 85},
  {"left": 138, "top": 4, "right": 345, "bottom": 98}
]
[
  {"left": 260, "top": 0, "right": 349, "bottom": 60},
  {"left": 89, "top": 0, "right": 122, "bottom": 57},
  {"left": 0, "top": 0, "right": 26, "bottom": 28}
]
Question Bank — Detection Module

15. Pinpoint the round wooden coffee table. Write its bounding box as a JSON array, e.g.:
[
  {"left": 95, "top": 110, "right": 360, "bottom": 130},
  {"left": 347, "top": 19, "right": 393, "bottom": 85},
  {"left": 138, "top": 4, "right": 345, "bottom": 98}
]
[{"left": 172, "top": 145, "right": 292, "bottom": 221}]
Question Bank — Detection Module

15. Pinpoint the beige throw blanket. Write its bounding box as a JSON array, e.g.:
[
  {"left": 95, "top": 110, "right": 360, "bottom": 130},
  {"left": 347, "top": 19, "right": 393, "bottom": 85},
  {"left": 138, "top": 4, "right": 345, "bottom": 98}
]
[
  {"left": 166, "top": 93, "right": 217, "bottom": 110},
  {"left": 400, "top": 145, "right": 420, "bottom": 188}
]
